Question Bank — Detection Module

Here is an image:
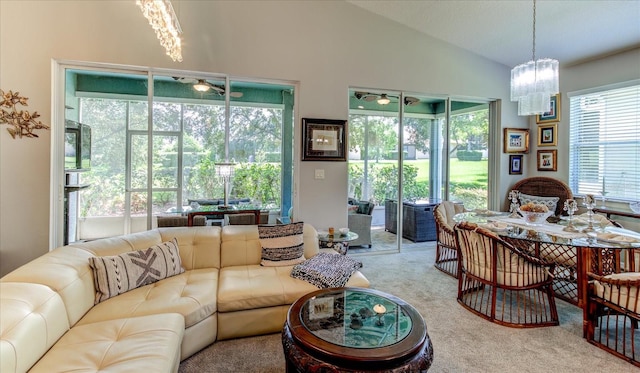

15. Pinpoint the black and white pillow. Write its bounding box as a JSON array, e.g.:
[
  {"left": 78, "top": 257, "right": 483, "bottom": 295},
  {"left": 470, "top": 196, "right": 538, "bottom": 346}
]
[
  {"left": 259, "top": 222, "right": 305, "bottom": 267},
  {"left": 89, "top": 238, "right": 184, "bottom": 304},
  {"left": 519, "top": 193, "right": 560, "bottom": 214}
]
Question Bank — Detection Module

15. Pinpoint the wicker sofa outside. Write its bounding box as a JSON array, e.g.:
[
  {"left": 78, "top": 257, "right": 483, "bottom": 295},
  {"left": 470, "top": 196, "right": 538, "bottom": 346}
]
[{"left": 0, "top": 224, "right": 369, "bottom": 373}]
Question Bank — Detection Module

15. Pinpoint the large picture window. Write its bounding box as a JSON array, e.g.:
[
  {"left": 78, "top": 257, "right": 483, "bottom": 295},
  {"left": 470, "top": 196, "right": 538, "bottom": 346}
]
[
  {"left": 60, "top": 66, "right": 295, "bottom": 244},
  {"left": 568, "top": 81, "right": 639, "bottom": 201}
]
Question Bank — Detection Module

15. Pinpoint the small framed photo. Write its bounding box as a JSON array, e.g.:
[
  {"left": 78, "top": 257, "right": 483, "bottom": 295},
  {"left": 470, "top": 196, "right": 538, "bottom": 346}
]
[
  {"left": 536, "top": 94, "right": 561, "bottom": 124},
  {"left": 308, "top": 296, "right": 334, "bottom": 320},
  {"left": 302, "top": 118, "right": 347, "bottom": 161},
  {"left": 509, "top": 154, "right": 523, "bottom": 175},
  {"left": 503, "top": 128, "right": 530, "bottom": 153},
  {"left": 537, "top": 149, "right": 557, "bottom": 171},
  {"left": 537, "top": 123, "right": 558, "bottom": 146}
]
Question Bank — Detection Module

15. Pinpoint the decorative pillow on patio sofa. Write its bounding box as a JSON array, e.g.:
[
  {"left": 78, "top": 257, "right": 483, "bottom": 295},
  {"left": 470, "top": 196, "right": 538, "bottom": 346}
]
[
  {"left": 259, "top": 222, "right": 306, "bottom": 267},
  {"left": 518, "top": 193, "right": 560, "bottom": 215},
  {"left": 88, "top": 238, "right": 184, "bottom": 304},
  {"left": 290, "top": 252, "right": 363, "bottom": 288}
]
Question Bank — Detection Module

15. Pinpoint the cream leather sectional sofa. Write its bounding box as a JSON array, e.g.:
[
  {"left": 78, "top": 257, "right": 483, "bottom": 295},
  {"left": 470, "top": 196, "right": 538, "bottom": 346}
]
[{"left": 1, "top": 224, "right": 369, "bottom": 373}]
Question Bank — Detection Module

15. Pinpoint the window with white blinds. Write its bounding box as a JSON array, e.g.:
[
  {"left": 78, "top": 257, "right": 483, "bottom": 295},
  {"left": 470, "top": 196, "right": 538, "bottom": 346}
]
[{"left": 568, "top": 81, "right": 639, "bottom": 202}]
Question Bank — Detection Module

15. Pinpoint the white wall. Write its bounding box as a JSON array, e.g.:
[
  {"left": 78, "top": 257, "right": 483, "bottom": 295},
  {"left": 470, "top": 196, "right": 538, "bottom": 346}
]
[
  {"left": 527, "top": 49, "right": 640, "bottom": 182},
  {"left": 1, "top": 0, "right": 637, "bottom": 276}
]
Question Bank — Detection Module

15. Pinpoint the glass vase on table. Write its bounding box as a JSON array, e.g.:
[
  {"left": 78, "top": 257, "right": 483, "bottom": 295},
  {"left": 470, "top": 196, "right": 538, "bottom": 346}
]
[
  {"left": 562, "top": 199, "right": 578, "bottom": 232},
  {"left": 583, "top": 194, "right": 597, "bottom": 233},
  {"left": 508, "top": 190, "right": 521, "bottom": 218}
]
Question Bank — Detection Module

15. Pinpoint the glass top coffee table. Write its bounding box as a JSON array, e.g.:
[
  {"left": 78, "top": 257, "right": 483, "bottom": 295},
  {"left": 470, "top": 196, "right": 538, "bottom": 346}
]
[
  {"left": 282, "top": 287, "right": 433, "bottom": 372},
  {"left": 317, "top": 231, "right": 359, "bottom": 255}
]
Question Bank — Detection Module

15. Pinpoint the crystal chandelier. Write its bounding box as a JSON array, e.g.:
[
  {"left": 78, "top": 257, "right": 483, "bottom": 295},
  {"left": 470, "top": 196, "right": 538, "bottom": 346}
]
[
  {"left": 136, "top": 0, "right": 183, "bottom": 62},
  {"left": 510, "top": 0, "right": 558, "bottom": 116},
  {"left": 215, "top": 162, "right": 236, "bottom": 209}
]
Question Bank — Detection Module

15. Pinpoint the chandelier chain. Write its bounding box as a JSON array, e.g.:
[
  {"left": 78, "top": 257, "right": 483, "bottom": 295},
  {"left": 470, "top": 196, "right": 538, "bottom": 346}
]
[{"left": 532, "top": 0, "right": 537, "bottom": 61}]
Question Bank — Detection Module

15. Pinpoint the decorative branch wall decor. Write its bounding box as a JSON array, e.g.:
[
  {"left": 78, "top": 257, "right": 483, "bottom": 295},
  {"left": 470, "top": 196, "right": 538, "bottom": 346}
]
[{"left": 0, "top": 89, "right": 50, "bottom": 139}]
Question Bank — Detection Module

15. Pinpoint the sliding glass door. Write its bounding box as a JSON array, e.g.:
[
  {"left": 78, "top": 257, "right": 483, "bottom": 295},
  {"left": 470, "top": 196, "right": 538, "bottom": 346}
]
[{"left": 348, "top": 89, "right": 491, "bottom": 252}]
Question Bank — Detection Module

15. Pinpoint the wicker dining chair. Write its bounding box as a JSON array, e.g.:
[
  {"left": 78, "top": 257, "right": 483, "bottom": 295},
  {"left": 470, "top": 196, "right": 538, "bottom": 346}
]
[
  {"left": 434, "top": 201, "right": 466, "bottom": 278},
  {"left": 454, "top": 221, "right": 559, "bottom": 328},
  {"left": 508, "top": 176, "right": 573, "bottom": 217},
  {"left": 586, "top": 269, "right": 640, "bottom": 367}
]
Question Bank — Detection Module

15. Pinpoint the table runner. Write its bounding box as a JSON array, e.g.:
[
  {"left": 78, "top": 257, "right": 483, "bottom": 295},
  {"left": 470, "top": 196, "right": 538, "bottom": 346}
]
[{"left": 488, "top": 216, "right": 587, "bottom": 239}]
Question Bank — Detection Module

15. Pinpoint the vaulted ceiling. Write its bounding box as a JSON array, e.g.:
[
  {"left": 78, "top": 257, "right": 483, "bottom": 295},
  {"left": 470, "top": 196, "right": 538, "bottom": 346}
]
[{"left": 347, "top": 0, "right": 640, "bottom": 68}]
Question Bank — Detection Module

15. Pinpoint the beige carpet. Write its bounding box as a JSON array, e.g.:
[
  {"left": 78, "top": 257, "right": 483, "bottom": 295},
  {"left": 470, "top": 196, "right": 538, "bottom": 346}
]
[{"left": 179, "top": 244, "right": 637, "bottom": 373}]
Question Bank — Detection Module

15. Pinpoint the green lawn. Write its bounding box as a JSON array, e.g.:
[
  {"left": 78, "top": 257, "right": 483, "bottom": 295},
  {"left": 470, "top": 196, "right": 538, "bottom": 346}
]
[{"left": 351, "top": 158, "right": 488, "bottom": 188}]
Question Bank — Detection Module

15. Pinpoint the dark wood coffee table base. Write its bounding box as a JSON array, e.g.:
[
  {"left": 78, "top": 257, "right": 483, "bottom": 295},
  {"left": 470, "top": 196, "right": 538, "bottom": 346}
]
[{"left": 282, "top": 323, "right": 433, "bottom": 372}]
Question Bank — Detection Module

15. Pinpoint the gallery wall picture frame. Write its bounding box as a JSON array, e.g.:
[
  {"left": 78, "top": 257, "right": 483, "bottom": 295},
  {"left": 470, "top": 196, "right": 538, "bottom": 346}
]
[
  {"left": 509, "top": 154, "right": 523, "bottom": 175},
  {"left": 537, "top": 123, "right": 558, "bottom": 146},
  {"left": 302, "top": 118, "right": 347, "bottom": 161},
  {"left": 537, "top": 149, "right": 557, "bottom": 171},
  {"left": 536, "top": 94, "right": 561, "bottom": 124},
  {"left": 503, "top": 128, "right": 530, "bottom": 153}
]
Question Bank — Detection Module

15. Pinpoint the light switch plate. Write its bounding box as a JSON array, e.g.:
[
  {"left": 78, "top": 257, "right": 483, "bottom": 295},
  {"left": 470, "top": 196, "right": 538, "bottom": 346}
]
[{"left": 314, "top": 169, "right": 325, "bottom": 179}]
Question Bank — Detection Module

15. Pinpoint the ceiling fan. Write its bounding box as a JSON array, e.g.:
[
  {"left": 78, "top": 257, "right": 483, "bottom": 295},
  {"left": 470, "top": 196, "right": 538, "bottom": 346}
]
[
  {"left": 172, "top": 77, "right": 243, "bottom": 97},
  {"left": 354, "top": 91, "right": 420, "bottom": 106}
]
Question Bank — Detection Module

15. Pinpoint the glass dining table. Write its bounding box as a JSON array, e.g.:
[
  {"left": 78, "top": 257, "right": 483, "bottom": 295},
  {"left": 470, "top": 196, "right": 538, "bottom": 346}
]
[{"left": 453, "top": 211, "right": 640, "bottom": 311}]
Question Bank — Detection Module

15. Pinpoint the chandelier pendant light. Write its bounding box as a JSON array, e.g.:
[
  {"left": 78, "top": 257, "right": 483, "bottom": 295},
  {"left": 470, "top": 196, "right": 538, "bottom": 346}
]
[
  {"left": 136, "top": 0, "right": 183, "bottom": 62},
  {"left": 510, "top": 0, "right": 558, "bottom": 116}
]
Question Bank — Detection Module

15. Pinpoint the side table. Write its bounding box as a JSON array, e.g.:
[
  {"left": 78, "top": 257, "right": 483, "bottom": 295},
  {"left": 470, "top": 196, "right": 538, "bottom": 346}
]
[{"left": 317, "top": 231, "right": 359, "bottom": 255}]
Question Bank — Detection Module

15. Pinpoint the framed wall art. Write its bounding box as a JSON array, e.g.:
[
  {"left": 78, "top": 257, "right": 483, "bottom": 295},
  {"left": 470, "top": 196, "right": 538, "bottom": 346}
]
[
  {"left": 503, "top": 128, "right": 530, "bottom": 153},
  {"left": 302, "top": 118, "right": 347, "bottom": 161},
  {"left": 537, "top": 123, "right": 557, "bottom": 146},
  {"left": 537, "top": 149, "right": 557, "bottom": 171},
  {"left": 536, "top": 94, "right": 561, "bottom": 124},
  {"left": 509, "top": 154, "right": 523, "bottom": 175}
]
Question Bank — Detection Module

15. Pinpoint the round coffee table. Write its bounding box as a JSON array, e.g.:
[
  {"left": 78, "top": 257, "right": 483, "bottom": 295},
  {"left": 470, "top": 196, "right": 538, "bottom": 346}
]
[
  {"left": 317, "top": 231, "right": 359, "bottom": 255},
  {"left": 282, "top": 287, "right": 433, "bottom": 372}
]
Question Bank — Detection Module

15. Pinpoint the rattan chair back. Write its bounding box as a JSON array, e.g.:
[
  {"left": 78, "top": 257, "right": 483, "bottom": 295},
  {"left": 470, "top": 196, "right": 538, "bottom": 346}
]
[
  {"left": 454, "top": 221, "right": 559, "bottom": 328},
  {"left": 509, "top": 177, "right": 573, "bottom": 216}
]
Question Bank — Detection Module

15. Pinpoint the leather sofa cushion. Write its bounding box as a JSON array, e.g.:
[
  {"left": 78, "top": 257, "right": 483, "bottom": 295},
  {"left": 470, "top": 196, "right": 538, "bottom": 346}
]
[
  {"left": 76, "top": 268, "right": 218, "bottom": 329},
  {"left": 221, "top": 224, "right": 319, "bottom": 268},
  {"left": 0, "top": 283, "right": 70, "bottom": 373},
  {"left": 1, "top": 227, "right": 221, "bottom": 327},
  {"left": 29, "top": 314, "right": 184, "bottom": 373},
  {"left": 0, "top": 246, "right": 96, "bottom": 326},
  {"left": 218, "top": 265, "right": 318, "bottom": 312},
  {"left": 217, "top": 264, "right": 370, "bottom": 313}
]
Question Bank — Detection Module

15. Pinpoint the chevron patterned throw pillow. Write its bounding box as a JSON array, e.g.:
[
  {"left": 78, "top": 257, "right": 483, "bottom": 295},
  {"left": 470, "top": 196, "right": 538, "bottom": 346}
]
[{"left": 89, "top": 238, "right": 185, "bottom": 304}]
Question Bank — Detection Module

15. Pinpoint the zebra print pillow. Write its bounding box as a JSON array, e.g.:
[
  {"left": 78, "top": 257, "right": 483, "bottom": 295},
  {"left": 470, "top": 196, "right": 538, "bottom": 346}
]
[
  {"left": 88, "top": 238, "right": 184, "bottom": 304},
  {"left": 259, "top": 222, "right": 306, "bottom": 267}
]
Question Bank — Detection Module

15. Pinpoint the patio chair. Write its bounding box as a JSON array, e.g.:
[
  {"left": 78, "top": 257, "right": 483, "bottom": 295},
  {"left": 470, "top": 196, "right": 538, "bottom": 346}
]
[
  {"left": 226, "top": 211, "right": 270, "bottom": 225},
  {"left": 454, "top": 221, "right": 559, "bottom": 328},
  {"left": 156, "top": 215, "right": 206, "bottom": 227},
  {"left": 348, "top": 200, "right": 374, "bottom": 247},
  {"left": 434, "top": 201, "right": 466, "bottom": 278}
]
